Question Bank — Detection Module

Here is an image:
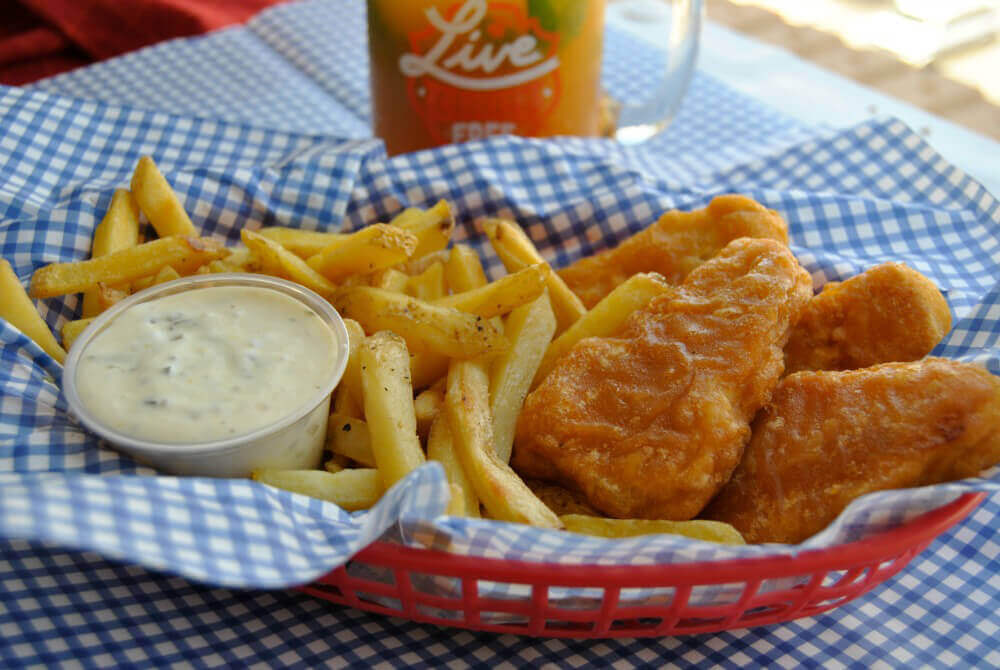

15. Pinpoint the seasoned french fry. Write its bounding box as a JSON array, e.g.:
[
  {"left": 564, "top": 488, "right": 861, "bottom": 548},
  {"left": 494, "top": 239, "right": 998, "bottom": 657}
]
[
  {"left": 387, "top": 207, "right": 424, "bottom": 228},
  {"left": 445, "top": 359, "right": 560, "bottom": 528},
  {"left": 334, "top": 287, "right": 506, "bottom": 359},
  {"left": 482, "top": 218, "right": 585, "bottom": 334},
  {"left": 560, "top": 515, "right": 746, "bottom": 545},
  {"left": 306, "top": 224, "right": 417, "bottom": 281},
  {"left": 0, "top": 259, "right": 66, "bottom": 363},
  {"left": 368, "top": 268, "right": 409, "bottom": 293},
  {"left": 256, "top": 227, "right": 346, "bottom": 259},
  {"left": 333, "top": 383, "right": 362, "bottom": 419},
  {"left": 252, "top": 468, "right": 380, "bottom": 511},
  {"left": 406, "top": 261, "right": 446, "bottom": 300},
  {"left": 490, "top": 294, "right": 556, "bottom": 462},
  {"left": 394, "top": 249, "right": 450, "bottom": 276},
  {"left": 30, "top": 236, "right": 225, "bottom": 298},
  {"left": 241, "top": 230, "right": 337, "bottom": 297},
  {"left": 413, "top": 386, "right": 444, "bottom": 437},
  {"left": 360, "top": 331, "right": 425, "bottom": 489},
  {"left": 130, "top": 156, "right": 198, "bottom": 237},
  {"left": 409, "top": 352, "right": 449, "bottom": 391},
  {"left": 427, "top": 413, "right": 480, "bottom": 518},
  {"left": 82, "top": 189, "right": 140, "bottom": 318},
  {"left": 326, "top": 413, "right": 375, "bottom": 467},
  {"left": 444, "top": 244, "right": 488, "bottom": 293},
  {"left": 339, "top": 317, "right": 366, "bottom": 407},
  {"left": 95, "top": 283, "right": 128, "bottom": 312},
  {"left": 200, "top": 247, "right": 257, "bottom": 275},
  {"left": 61, "top": 317, "right": 93, "bottom": 350},
  {"left": 533, "top": 272, "right": 671, "bottom": 388},
  {"left": 435, "top": 264, "right": 545, "bottom": 318},
  {"left": 391, "top": 200, "right": 454, "bottom": 259}
]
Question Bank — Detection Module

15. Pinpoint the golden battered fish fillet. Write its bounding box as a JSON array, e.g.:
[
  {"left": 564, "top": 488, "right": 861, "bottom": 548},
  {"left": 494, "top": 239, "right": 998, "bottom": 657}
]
[
  {"left": 557, "top": 194, "right": 789, "bottom": 308},
  {"left": 513, "top": 238, "right": 813, "bottom": 520},
  {"left": 702, "top": 359, "right": 1000, "bottom": 544},
  {"left": 784, "top": 262, "right": 951, "bottom": 374}
]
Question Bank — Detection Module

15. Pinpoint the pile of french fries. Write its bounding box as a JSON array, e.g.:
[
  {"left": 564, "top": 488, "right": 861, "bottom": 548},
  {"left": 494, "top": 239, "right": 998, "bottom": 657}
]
[{"left": 1, "top": 156, "right": 743, "bottom": 544}]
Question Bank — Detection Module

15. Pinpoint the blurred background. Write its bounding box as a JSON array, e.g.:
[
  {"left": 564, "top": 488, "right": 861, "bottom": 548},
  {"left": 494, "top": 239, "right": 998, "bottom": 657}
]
[
  {"left": 1, "top": 0, "right": 998, "bottom": 140},
  {"left": 709, "top": 0, "right": 1000, "bottom": 139}
]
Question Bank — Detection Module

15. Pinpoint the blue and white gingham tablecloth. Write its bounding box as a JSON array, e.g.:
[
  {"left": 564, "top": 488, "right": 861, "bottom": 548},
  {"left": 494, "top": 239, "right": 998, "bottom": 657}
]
[{"left": 2, "top": 1, "right": 999, "bottom": 666}]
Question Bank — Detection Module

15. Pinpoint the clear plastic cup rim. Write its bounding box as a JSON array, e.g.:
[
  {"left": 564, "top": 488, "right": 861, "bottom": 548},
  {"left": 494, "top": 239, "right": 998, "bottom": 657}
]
[{"left": 62, "top": 273, "right": 351, "bottom": 458}]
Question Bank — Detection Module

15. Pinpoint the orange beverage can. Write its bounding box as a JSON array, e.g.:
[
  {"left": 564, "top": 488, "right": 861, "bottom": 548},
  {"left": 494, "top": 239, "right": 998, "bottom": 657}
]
[{"left": 367, "top": 0, "right": 607, "bottom": 155}]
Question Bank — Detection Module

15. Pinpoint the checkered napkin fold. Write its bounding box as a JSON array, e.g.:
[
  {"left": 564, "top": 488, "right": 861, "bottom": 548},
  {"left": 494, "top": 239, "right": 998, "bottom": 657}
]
[{"left": 1, "top": 84, "right": 998, "bottom": 591}]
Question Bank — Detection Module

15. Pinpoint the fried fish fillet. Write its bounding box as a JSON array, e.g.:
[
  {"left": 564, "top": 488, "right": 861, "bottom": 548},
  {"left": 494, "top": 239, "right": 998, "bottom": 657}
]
[
  {"left": 702, "top": 359, "right": 1000, "bottom": 544},
  {"left": 784, "top": 262, "right": 951, "bottom": 374},
  {"left": 513, "top": 238, "right": 813, "bottom": 520},
  {"left": 557, "top": 194, "right": 789, "bottom": 308}
]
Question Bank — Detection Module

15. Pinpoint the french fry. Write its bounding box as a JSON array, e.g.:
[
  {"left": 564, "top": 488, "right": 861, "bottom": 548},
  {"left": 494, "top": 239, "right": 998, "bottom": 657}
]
[
  {"left": 333, "top": 384, "right": 362, "bottom": 419},
  {"left": 446, "top": 483, "right": 469, "bottom": 516},
  {"left": 200, "top": 247, "right": 257, "bottom": 275},
  {"left": 241, "top": 230, "right": 337, "bottom": 297},
  {"left": 533, "top": 272, "right": 671, "bottom": 388},
  {"left": 489, "top": 294, "right": 556, "bottom": 463},
  {"left": 256, "top": 227, "right": 346, "bottom": 259},
  {"left": 339, "top": 317, "right": 366, "bottom": 407},
  {"left": 30, "top": 236, "right": 225, "bottom": 298},
  {"left": 409, "top": 352, "right": 449, "bottom": 391},
  {"left": 445, "top": 359, "right": 561, "bottom": 528},
  {"left": 406, "top": 261, "right": 446, "bottom": 300},
  {"left": 326, "top": 413, "right": 375, "bottom": 467},
  {"left": 324, "top": 455, "right": 349, "bottom": 473},
  {"left": 560, "top": 515, "right": 746, "bottom": 545},
  {"left": 427, "top": 413, "right": 480, "bottom": 517},
  {"left": 368, "top": 268, "right": 409, "bottom": 293},
  {"left": 306, "top": 224, "right": 417, "bottom": 281},
  {"left": 0, "top": 259, "right": 66, "bottom": 363},
  {"left": 413, "top": 386, "right": 444, "bottom": 437},
  {"left": 360, "top": 331, "right": 425, "bottom": 489},
  {"left": 394, "top": 249, "right": 450, "bottom": 276},
  {"left": 81, "top": 189, "right": 140, "bottom": 318},
  {"left": 334, "top": 286, "right": 506, "bottom": 359},
  {"left": 387, "top": 207, "right": 425, "bottom": 228},
  {"left": 252, "top": 468, "right": 380, "bottom": 511},
  {"left": 435, "top": 264, "right": 545, "bottom": 319},
  {"left": 444, "top": 244, "right": 488, "bottom": 293},
  {"left": 391, "top": 199, "right": 454, "bottom": 259},
  {"left": 61, "top": 317, "right": 93, "bottom": 350},
  {"left": 482, "top": 217, "right": 585, "bottom": 334},
  {"left": 129, "top": 156, "right": 198, "bottom": 237},
  {"left": 94, "top": 283, "right": 128, "bottom": 312}
]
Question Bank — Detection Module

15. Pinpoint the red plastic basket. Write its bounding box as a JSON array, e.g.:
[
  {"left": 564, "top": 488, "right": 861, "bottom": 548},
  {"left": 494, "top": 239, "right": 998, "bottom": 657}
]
[{"left": 301, "top": 492, "right": 984, "bottom": 637}]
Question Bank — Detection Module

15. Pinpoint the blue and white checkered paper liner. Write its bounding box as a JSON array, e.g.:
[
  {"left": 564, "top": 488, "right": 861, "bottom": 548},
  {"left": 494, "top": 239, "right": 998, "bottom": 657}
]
[{"left": 3, "top": 64, "right": 1000, "bottom": 601}]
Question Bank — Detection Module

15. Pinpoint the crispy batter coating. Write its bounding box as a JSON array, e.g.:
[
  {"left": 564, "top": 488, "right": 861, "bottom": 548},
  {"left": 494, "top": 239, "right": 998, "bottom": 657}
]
[
  {"left": 557, "top": 194, "right": 789, "bottom": 308},
  {"left": 513, "top": 238, "right": 813, "bottom": 520},
  {"left": 784, "top": 262, "right": 951, "bottom": 374},
  {"left": 703, "top": 359, "right": 1000, "bottom": 544}
]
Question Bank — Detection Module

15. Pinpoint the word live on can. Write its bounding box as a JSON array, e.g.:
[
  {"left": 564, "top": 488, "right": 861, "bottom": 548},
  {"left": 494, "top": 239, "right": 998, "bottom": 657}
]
[{"left": 367, "top": 0, "right": 607, "bottom": 155}]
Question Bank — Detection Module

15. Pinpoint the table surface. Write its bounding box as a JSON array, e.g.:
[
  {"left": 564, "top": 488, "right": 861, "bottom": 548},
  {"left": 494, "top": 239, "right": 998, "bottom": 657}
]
[{"left": 2, "top": 1, "right": 999, "bottom": 668}]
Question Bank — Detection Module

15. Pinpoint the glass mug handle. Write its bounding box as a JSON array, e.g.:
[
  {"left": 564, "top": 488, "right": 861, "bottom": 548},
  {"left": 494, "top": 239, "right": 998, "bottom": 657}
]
[{"left": 602, "top": 0, "right": 705, "bottom": 144}]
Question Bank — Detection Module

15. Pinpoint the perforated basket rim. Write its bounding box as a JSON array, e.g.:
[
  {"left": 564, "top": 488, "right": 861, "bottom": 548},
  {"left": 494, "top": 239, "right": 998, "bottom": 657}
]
[
  {"left": 342, "top": 492, "right": 984, "bottom": 584},
  {"left": 302, "top": 492, "right": 984, "bottom": 637}
]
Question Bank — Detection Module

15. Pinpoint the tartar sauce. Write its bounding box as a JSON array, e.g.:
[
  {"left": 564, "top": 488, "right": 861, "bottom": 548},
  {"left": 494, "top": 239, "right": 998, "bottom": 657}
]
[{"left": 75, "top": 285, "right": 339, "bottom": 443}]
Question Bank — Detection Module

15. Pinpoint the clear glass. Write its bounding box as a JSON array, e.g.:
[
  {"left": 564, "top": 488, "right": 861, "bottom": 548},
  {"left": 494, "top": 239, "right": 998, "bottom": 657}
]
[
  {"left": 366, "top": 0, "right": 704, "bottom": 154},
  {"left": 604, "top": 0, "right": 704, "bottom": 144}
]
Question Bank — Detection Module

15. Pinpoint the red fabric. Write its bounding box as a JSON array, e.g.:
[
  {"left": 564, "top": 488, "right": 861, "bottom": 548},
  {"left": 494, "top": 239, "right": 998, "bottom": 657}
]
[{"left": 0, "top": 0, "right": 289, "bottom": 85}]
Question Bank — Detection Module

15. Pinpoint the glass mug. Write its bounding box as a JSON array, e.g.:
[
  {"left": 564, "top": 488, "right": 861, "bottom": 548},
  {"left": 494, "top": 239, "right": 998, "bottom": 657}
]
[{"left": 367, "top": 0, "right": 703, "bottom": 155}]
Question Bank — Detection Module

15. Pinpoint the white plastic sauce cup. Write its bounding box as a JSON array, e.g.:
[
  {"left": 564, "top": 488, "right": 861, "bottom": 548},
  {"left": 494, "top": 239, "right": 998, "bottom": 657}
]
[{"left": 62, "top": 274, "right": 351, "bottom": 477}]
